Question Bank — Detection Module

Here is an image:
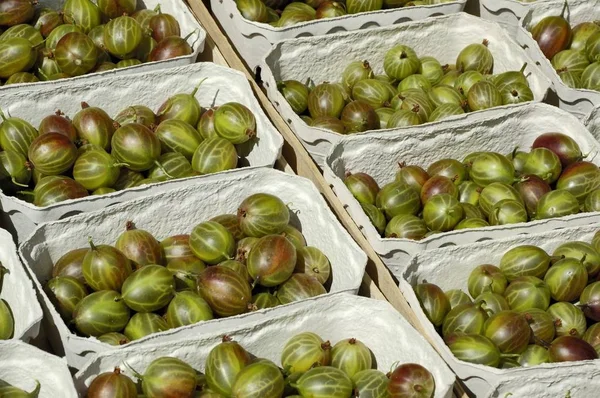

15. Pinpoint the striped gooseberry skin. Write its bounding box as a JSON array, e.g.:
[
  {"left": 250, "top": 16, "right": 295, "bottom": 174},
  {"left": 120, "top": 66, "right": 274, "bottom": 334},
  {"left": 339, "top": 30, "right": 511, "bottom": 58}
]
[
  {"left": 522, "top": 147, "right": 562, "bottom": 184},
  {"left": 121, "top": 265, "right": 175, "bottom": 312},
  {"left": 341, "top": 100, "right": 380, "bottom": 133},
  {"left": 547, "top": 302, "right": 587, "bottom": 338},
  {"left": 415, "top": 282, "right": 451, "bottom": 327},
  {"left": 134, "top": 35, "right": 157, "bottom": 63},
  {"left": 553, "top": 241, "right": 600, "bottom": 278},
  {"left": 104, "top": 16, "right": 143, "bottom": 59},
  {"left": 556, "top": 161, "right": 600, "bottom": 203},
  {"left": 115, "top": 105, "right": 156, "bottom": 128},
  {"left": 514, "top": 174, "right": 552, "bottom": 219},
  {"left": 474, "top": 292, "right": 509, "bottom": 315},
  {"left": 279, "top": 224, "right": 306, "bottom": 249},
  {"left": 45, "top": 24, "right": 82, "bottom": 51},
  {"left": 398, "top": 74, "right": 432, "bottom": 92},
  {"left": 276, "top": 273, "right": 326, "bottom": 304},
  {"left": 82, "top": 241, "right": 133, "bottom": 292},
  {"left": 468, "top": 264, "right": 507, "bottom": 298},
  {"left": 0, "top": 113, "right": 38, "bottom": 157},
  {"left": 522, "top": 308, "right": 556, "bottom": 344},
  {"left": 295, "top": 246, "right": 331, "bottom": 285},
  {"left": 197, "top": 266, "right": 252, "bottom": 317},
  {"left": 55, "top": 32, "right": 97, "bottom": 76},
  {"left": 536, "top": 189, "right": 580, "bottom": 220},
  {"left": 445, "top": 289, "right": 472, "bottom": 309},
  {"left": 344, "top": 172, "right": 379, "bottom": 205},
  {"left": 489, "top": 199, "right": 528, "bottom": 226},
  {"left": 544, "top": 257, "right": 588, "bottom": 302},
  {"left": 167, "top": 256, "right": 206, "bottom": 291},
  {"left": 52, "top": 247, "right": 87, "bottom": 282},
  {"left": 33, "top": 176, "right": 89, "bottom": 207},
  {"left": 549, "top": 335, "right": 598, "bottom": 362},
  {"left": 1, "top": 24, "right": 43, "bottom": 47},
  {"left": 483, "top": 310, "right": 530, "bottom": 354},
  {"left": 247, "top": 234, "right": 296, "bottom": 287},
  {"left": 345, "top": 0, "right": 383, "bottom": 14},
  {"left": 351, "top": 79, "right": 392, "bottom": 109},
  {"left": 237, "top": 193, "right": 290, "bottom": 238},
  {"left": 155, "top": 119, "right": 203, "bottom": 160},
  {"left": 420, "top": 175, "right": 458, "bottom": 204},
  {"left": 376, "top": 181, "right": 421, "bottom": 220},
  {"left": 442, "top": 302, "right": 488, "bottom": 339},
  {"left": 551, "top": 49, "right": 590, "bottom": 75},
  {"left": 587, "top": 31, "right": 600, "bottom": 62},
  {"left": 28, "top": 132, "right": 77, "bottom": 176},
  {"left": 423, "top": 193, "right": 464, "bottom": 232},
  {"left": 532, "top": 16, "right": 572, "bottom": 60},
  {"left": 278, "top": 80, "right": 309, "bottom": 115},
  {"left": 419, "top": 56, "right": 444, "bottom": 85},
  {"left": 388, "top": 363, "right": 436, "bottom": 398},
  {"left": 197, "top": 108, "right": 218, "bottom": 139},
  {"left": 361, "top": 203, "right": 386, "bottom": 235},
  {"left": 455, "top": 218, "right": 489, "bottom": 230},
  {"left": 205, "top": 338, "right": 252, "bottom": 396},
  {"left": 45, "top": 276, "right": 88, "bottom": 322},
  {"left": 236, "top": 0, "right": 268, "bottom": 22},
  {"left": 73, "top": 104, "right": 116, "bottom": 151},
  {"left": 252, "top": 292, "right": 280, "bottom": 310},
  {"left": 504, "top": 276, "right": 551, "bottom": 312},
  {"left": 456, "top": 41, "right": 494, "bottom": 74},
  {"left": 38, "top": 112, "right": 77, "bottom": 141},
  {"left": 97, "top": 332, "right": 129, "bottom": 346},
  {"left": 0, "top": 0, "right": 35, "bottom": 26},
  {"left": 190, "top": 221, "right": 235, "bottom": 264},
  {"left": 584, "top": 322, "right": 600, "bottom": 355},
  {"left": 5, "top": 71, "right": 38, "bottom": 84},
  {"left": 294, "top": 366, "right": 353, "bottom": 397},
  {"left": 166, "top": 290, "right": 213, "bottom": 328},
  {"left": 458, "top": 182, "right": 481, "bottom": 206},
  {"left": 0, "top": 37, "right": 36, "bottom": 78},
  {"left": 149, "top": 36, "right": 193, "bottom": 61},
  {"left": 86, "top": 367, "right": 137, "bottom": 397},
  {"left": 112, "top": 123, "right": 161, "bottom": 172},
  {"left": 385, "top": 214, "right": 427, "bottom": 240},
  {"left": 191, "top": 136, "right": 238, "bottom": 175},
  {"left": 499, "top": 245, "right": 550, "bottom": 282},
  {"left": 469, "top": 152, "right": 515, "bottom": 187},
  {"left": 467, "top": 81, "right": 502, "bottom": 111},
  {"left": 113, "top": 168, "right": 143, "bottom": 190},
  {"left": 460, "top": 203, "right": 485, "bottom": 219},
  {"left": 428, "top": 85, "right": 465, "bottom": 108},
  {"left": 448, "top": 334, "right": 501, "bottom": 367},
  {"left": 582, "top": 62, "right": 600, "bottom": 90},
  {"left": 231, "top": 360, "right": 285, "bottom": 398},
  {"left": 116, "top": 226, "right": 164, "bottom": 268},
  {"left": 331, "top": 338, "right": 372, "bottom": 378},
  {"left": 73, "top": 290, "right": 130, "bottom": 337},
  {"left": 342, "top": 60, "right": 374, "bottom": 91},
  {"left": 123, "top": 312, "right": 169, "bottom": 341},
  {"left": 454, "top": 71, "right": 485, "bottom": 96},
  {"left": 141, "top": 357, "right": 197, "bottom": 398},
  {"left": 116, "top": 59, "right": 141, "bottom": 68},
  {"left": 559, "top": 71, "right": 581, "bottom": 88},
  {"left": 307, "top": 83, "right": 345, "bottom": 119},
  {"left": 0, "top": 149, "right": 31, "bottom": 186},
  {"left": 428, "top": 158, "right": 467, "bottom": 185},
  {"left": 585, "top": 190, "right": 600, "bottom": 212},
  {"left": 214, "top": 102, "right": 257, "bottom": 144},
  {"left": 97, "top": 0, "right": 137, "bottom": 19},
  {"left": 72, "top": 148, "right": 121, "bottom": 191},
  {"left": 149, "top": 152, "right": 194, "bottom": 181},
  {"left": 149, "top": 11, "right": 181, "bottom": 43},
  {"left": 383, "top": 44, "right": 420, "bottom": 80},
  {"left": 353, "top": 370, "right": 389, "bottom": 398},
  {"left": 400, "top": 90, "right": 436, "bottom": 122},
  {"left": 63, "top": 0, "right": 102, "bottom": 34},
  {"left": 580, "top": 282, "right": 600, "bottom": 321},
  {"left": 210, "top": 214, "right": 244, "bottom": 242}
]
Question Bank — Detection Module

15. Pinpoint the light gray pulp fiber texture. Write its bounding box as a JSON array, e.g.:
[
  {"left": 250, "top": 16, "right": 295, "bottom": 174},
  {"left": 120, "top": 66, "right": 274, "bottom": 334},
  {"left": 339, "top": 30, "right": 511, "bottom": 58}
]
[
  {"left": 18, "top": 168, "right": 367, "bottom": 369},
  {"left": 211, "top": 0, "right": 466, "bottom": 72},
  {"left": 0, "top": 228, "right": 43, "bottom": 341},
  {"left": 261, "top": 12, "right": 552, "bottom": 165},
  {"left": 399, "top": 223, "right": 600, "bottom": 397},
  {"left": 323, "top": 102, "right": 600, "bottom": 275},
  {"left": 74, "top": 294, "right": 455, "bottom": 398},
  {"left": 0, "top": 62, "right": 284, "bottom": 242},
  {"left": 478, "top": 0, "right": 553, "bottom": 38},
  {"left": 516, "top": 0, "right": 600, "bottom": 119},
  {"left": 0, "top": 0, "right": 206, "bottom": 92},
  {"left": 0, "top": 340, "right": 77, "bottom": 398}
]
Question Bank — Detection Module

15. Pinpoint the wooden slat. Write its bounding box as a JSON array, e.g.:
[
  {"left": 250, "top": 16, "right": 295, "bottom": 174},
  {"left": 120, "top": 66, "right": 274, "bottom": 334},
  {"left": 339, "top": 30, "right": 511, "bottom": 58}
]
[{"left": 186, "top": 2, "right": 471, "bottom": 397}]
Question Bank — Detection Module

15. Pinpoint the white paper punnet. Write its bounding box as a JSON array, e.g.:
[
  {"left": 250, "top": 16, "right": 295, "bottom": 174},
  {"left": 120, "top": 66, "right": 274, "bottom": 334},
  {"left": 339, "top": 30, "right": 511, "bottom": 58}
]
[
  {"left": 399, "top": 223, "right": 600, "bottom": 397},
  {"left": 0, "top": 62, "right": 284, "bottom": 242},
  {"left": 0, "top": 0, "right": 206, "bottom": 92},
  {"left": 585, "top": 103, "right": 600, "bottom": 140},
  {"left": 0, "top": 340, "right": 77, "bottom": 398},
  {"left": 0, "top": 228, "right": 43, "bottom": 342},
  {"left": 479, "top": 0, "right": 553, "bottom": 38},
  {"left": 515, "top": 0, "right": 600, "bottom": 120},
  {"left": 211, "top": 0, "right": 466, "bottom": 74},
  {"left": 18, "top": 168, "right": 367, "bottom": 369},
  {"left": 73, "top": 294, "right": 455, "bottom": 398},
  {"left": 323, "top": 102, "right": 600, "bottom": 276},
  {"left": 261, "top": 12, "right": 552, "bottom": 166}
]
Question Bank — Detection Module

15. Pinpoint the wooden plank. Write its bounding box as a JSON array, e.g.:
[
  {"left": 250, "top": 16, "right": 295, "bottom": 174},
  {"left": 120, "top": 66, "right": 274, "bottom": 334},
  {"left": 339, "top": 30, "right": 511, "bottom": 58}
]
[{"left": 186, "top": 2, "right": 471, "bottom": 396}]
